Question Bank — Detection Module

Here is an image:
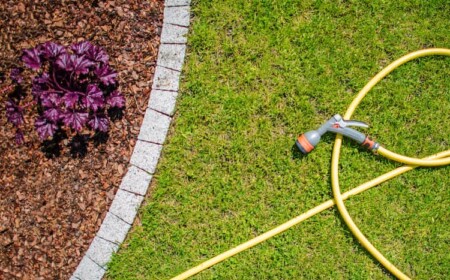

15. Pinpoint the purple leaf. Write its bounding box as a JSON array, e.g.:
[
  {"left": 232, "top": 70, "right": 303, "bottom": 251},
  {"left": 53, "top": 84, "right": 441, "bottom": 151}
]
[
  {"left": 6, "top": 100, "right": 24, "bottom": 126},
  {"left": 56, "top": 53, "right": 74, "bottom": 71},
  {"left": 88, "top": 114, "right": 109, "bottom": 132},
  {"left": 63, "top": 111, "right": 88, "bottom": 131},
  {"left": 35, "top": 72, "right": 50, "bottom": 84},
  {"left": 6, "top": 113, "right": 24, "bottom": 127},
  {"left": 32, "top": 84, "right": 44, "bottom": 100},
  {"left": 41, "top": 92, "right": 62, "bottom": 107},
  {"left": 44, "top": 107, "right": 62, "bottom": 122},
  {"left": 83, "top": 84, "right": 104, "bottom": 111},
  {"left": 35, "top": 117, "right": 58, "bottom": 140},
  {"left": 86, "top": 45, "right": 109, "bottom": 64},
  {"left": 94, "top": 65, "right": 117, "bottom": 85},
  {"left": 32, "top": 74, "right": 50, "bottom": 99},
  {"left": 15, "top": 129, "right": 24, "bottom": 145},
  {"left": 41, "top": 41, "right": 66, "bottom": 59},
  {"left": 71, "top": 41, "right": 94, "bottom": 56},
  {"left": 6, "top": 112, "right": 24, "bottom": 126},
  {"left": 47, "top": 92, "right": 61, "bottom": 104},
  {"left": 72, "top": 55, "right": 95, "bottom": 75},
  {"left": 22, "top": 48, "right": 42, "bottom": 70},
  {"left": 40, "top": 93, "right": 54, "bottom": 107},
  {"left": 10, "top": 68, "right": 23, "bottom": 84},
  {"left": 63, "top": 91, "right": 80, "bottom": 108},
  {"left": 107, "top": 90, "right": 125, "bottom": 108}
]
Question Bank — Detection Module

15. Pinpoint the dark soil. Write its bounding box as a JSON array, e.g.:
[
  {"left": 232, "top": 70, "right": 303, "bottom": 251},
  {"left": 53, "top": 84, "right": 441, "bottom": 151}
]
[{"left": 0, "top": 1, "right": 164, "bottom": 279}]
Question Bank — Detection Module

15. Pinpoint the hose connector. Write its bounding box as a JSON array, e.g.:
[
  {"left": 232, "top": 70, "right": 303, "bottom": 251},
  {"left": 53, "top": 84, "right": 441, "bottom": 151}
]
[{"left": 296, "top": 114, "right": 379, "bottom": 154}]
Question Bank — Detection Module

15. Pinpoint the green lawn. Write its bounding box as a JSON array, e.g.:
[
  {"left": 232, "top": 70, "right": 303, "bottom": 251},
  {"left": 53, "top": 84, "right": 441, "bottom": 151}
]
[{"left": 107, "top": 0, "right": 449, "bottom": 279}]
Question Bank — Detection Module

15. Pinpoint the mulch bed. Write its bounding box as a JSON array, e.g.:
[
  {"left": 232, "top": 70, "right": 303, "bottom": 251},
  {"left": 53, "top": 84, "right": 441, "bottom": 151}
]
[{"left": 0, "top": 1, "right": 164, "bottom": 278}]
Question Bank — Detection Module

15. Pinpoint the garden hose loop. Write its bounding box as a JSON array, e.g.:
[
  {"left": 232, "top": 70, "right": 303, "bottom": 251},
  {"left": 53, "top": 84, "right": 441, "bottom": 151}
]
[
  {"left": 172, "top": 48, "right": 450, "bottom": 280},
  {"left": 332, "top": 48, "right": 450, "bottom": 280}
]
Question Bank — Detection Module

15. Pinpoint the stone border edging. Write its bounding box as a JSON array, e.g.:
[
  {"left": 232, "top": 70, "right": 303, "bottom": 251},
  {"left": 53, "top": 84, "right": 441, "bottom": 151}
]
[{"left": 71, "top": 1, "right": 191, "bottom": 278}]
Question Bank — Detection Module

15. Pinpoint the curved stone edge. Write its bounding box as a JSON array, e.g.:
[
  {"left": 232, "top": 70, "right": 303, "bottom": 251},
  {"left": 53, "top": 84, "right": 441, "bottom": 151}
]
[{"left": 71, "top": 1, "right": 191, "bottom": 279}]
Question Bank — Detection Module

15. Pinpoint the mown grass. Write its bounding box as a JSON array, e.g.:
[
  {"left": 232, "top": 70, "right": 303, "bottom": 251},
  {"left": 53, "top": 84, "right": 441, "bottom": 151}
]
[{"left": 107, "top": 0, "right": 449, "bottom": 279}]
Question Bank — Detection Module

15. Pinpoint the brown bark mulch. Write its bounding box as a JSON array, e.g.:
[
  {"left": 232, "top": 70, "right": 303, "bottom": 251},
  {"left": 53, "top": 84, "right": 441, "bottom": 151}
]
[{"left": 0, "top": 1, "right": 164, "bottom": 279}]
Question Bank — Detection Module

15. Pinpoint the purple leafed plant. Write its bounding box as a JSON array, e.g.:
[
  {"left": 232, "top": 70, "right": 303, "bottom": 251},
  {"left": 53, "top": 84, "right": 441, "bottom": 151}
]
[{"left": 4, "top": 41, "right": 126, "bottom": 151}]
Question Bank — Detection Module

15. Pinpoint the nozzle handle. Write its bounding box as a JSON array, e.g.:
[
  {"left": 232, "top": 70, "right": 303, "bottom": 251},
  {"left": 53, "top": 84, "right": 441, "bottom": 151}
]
[
  {"left": 295, "top": 114, "right": 379, "bottom": 154},
  {"left": 328, "top": 126, "right": 366, "bottom": 143}
]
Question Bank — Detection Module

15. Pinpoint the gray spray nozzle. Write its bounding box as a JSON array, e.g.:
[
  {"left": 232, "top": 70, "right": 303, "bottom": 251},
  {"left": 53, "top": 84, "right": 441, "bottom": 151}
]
[
  {"left": 296, "top": 130, "right": 322, "bottom": 154},
  {"left": 296, "top": 114, "right": 379, "bottom": 154}
]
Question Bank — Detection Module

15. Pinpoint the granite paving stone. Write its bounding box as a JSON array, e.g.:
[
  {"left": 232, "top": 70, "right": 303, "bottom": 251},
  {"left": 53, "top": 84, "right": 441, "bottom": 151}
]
[
  {"left": 96, "top": 212, "right": 132, "bottom": 244},
  {"left": 85, "top": 236, "right": 119, "bottom": 268},
  {"left": 71, "top": 256, "right": 106, "bottom": 280},
  {"left": 119, "top": 165, "right": 153, "bottom": 196},
  {"left": 138, "top": 109, "right": 172, "bottom": 144},
  {"left": 148, "top": 89, "right": 178, "bottom": 116},
  {"left": 129, "top": 140, "right": 163, "bottom": 174},
  {"left": 152, "top": 65, "right": 182, "bottom": 92},
  {"left": 157, "top": 43, "right": 186, "bottom": 71},
  {"left": 160, "top": 23, "right": 189, "bottom": 44},
  {"left": 163, "top": 6, "right": 190, "bottom": 27},
  {"left": 165, "top": 0, "right": 191, "bottom": 6},
  {"left": 108, "top": 189, "right": 145, "bottom": 225}
]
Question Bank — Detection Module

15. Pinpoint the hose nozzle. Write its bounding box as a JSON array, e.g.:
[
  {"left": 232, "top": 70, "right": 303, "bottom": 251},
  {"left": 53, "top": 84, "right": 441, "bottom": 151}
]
[
  {"left": 296, "top": 114, "right": 378, "bottom": 154},
  {"left": 296, "top": 130, "right": 321, "bottom": 154}
]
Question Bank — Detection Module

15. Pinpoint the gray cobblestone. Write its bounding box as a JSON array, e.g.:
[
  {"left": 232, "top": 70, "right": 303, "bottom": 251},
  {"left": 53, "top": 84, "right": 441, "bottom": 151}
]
[
  {"left": 96, "top": 212, "right": 132, "bottom": 244},
  {"left": 119, "top": 165, "right": 153, "bottom": 196},
  {"left": 138, "top": 109, "right": 172, "bottom": 144},
  {"left": 160, "top": 23, "right": 188, "bottom": 44},
  {"left": 130, "top": 140, "right": 163, "bottom": 174},
  {"left": 164, "top": 6, "right": 190, "bottom": 27},
  {"left": 71, "top": 256, "right": 105, "bottom": 280},
  {"left": 157, "top": 43, "right": 186, "bottom": 71},
  {"left": 152, "top": 65, "right": 182, "bottom": 92},
  {"left": 165, "top": 0, "right": 191, "bottom": 6},
  {"left": 108, "top": 189, "right": 145, "bottom": 224},
  {"left": 148, "top": 89, "right": 178, "bottom": 116},
  {"left": 85, "top": 236, "right": 119, "bottom": 268}
]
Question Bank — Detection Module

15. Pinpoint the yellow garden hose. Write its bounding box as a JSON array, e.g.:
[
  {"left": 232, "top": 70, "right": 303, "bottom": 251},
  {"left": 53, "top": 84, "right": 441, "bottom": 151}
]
[
  {"left": 332, "top": 48, "right": 450, "bottom": 280},
  {"left": 171, "top": 48, "right": 450, "bottom": 280}
]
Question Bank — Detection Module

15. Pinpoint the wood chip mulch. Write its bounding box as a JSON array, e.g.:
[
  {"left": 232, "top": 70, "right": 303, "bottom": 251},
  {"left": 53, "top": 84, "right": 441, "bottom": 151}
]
[{"left": 0, "top": 1, "right": 164, "bottom": 279}]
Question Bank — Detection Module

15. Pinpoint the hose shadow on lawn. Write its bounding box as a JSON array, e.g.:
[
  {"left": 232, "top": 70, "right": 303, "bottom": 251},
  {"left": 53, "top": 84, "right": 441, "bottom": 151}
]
[
  {"left": 290, "top": 133, "right": 399, "bottom": 278},
  {"left": 332, "top": 207, "right": 398, "bottom": 279}
]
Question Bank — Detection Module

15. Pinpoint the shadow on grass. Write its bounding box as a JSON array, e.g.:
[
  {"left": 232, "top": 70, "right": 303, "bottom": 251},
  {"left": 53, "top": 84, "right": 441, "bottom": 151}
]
[
  {"left": 289, "top": 132, "right": 401, "bottom": 278},
  {"left": 332, "top": 207, "right": 397, "bottom": 279},
  {"left": 290, "top": 143, "right": 307, "bottom": 160}
]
